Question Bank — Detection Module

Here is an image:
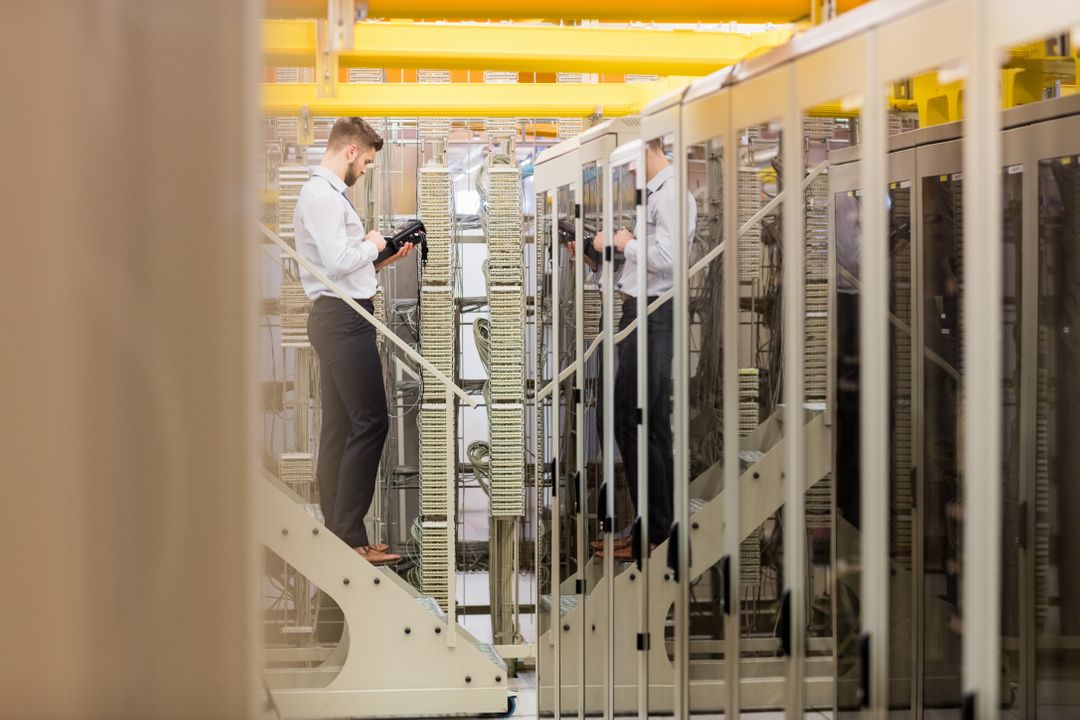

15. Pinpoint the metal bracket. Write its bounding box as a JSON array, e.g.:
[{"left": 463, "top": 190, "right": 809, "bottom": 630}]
[
  {"left": 604, "top": 246, "right": 613, "bottom": 262},
  {"left": 327, "top": 0, "right": 356, "bottom": 51},
  {"left": 575, "top": 578, "right": 586, "bottom": 595},
  {"left": 572, "top": 387, "right": 582, "bottom": 404},
  {"left": 635, "top": 188, "right": 644, "bottom": 206},
  {"left": 574, "top": 203, "right": 582, "bottom": 219},
  {"left": 298, "top": 106, "right": 315, "bottom": 146},
  {"left": 636, "top": 632, "right": 650, "bottom": 651},
  {"left": 315, "top": 20, "right": 339, "bottom": 99}
]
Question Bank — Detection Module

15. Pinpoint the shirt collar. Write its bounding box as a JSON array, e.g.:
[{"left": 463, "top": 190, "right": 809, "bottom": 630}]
[
  {"left": 312, "top": 165, "right": 347, "bottom": 194},
  {"left": 646, "top": 164, "right": 674, "bottom": 193}
]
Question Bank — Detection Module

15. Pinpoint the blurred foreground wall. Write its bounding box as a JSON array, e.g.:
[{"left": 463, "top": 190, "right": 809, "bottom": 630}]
[{"left": 0, "top": 2, "right": 257, "bottom": 717}]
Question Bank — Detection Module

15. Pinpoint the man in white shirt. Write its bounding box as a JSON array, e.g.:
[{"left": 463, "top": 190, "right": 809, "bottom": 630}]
[
  {"left": 582, "top": 138, "right": 696, "bottom": 560},
  {"left": 294, "top": 117, "right": 412, "bottom": 565}
]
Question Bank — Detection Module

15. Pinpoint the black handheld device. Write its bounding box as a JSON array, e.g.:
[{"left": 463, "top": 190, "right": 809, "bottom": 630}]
[
  {"left": 376, "top": 219, "right": 428, "bottom": 265},
  {"left": 556, "top": 218, "right": 604, "bottom": 266}
]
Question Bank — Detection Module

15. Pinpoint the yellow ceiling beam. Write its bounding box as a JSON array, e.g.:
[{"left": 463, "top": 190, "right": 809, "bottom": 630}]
[
  {"left": 262, "top": 21, "right": 792, "bottom": 75},
  {"left": 261, "top": 77, "right": 693, "bottom": 117},
  {"left": 359, "top": 0, "right": 795, "bottom": 21},
  {"left": 264, "top": 0, "right": 862, "bottom": 22}
]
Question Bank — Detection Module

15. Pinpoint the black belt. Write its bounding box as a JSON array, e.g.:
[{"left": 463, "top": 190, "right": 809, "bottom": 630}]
[{"left": 315, "top": 295, "right": 374, "bottom": 307}]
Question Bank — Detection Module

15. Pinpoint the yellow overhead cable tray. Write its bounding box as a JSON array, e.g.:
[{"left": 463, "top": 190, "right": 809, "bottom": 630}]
[
  {"left": 265, "top": 0, "right": 870, "bottom": 22},
  {"left": 262, "top": 20, "right": 792, "bottom": 75},
  {"left": 261, "top": 76, "right": 694, "bottom": 117}
]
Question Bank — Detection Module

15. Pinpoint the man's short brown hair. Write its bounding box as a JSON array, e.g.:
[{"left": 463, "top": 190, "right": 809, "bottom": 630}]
[{"left": 327, "top": 117, "right": 384, "bottom": 152}]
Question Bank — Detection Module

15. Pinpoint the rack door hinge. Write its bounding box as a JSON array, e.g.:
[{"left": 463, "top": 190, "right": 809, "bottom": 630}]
[
  {"left": 1018, "top": 499, "right": 1029, "bottom": 550},
  {"left": 858, "top": 632, "right": 870, "bottom": 708},
  {"left": 720, "top": 554, "right": 732, "bottom": 615},
  {"left": 911, "top": 465, "right": 918, "bottom": 509},
  {"left": 573, "top": 472, "right": 582, "bottom": 514},
  {"left": 961, "top": 691, "right": 975, "bottom": 720}
]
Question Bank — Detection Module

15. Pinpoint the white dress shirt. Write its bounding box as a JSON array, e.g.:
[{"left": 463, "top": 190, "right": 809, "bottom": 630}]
[
  {"left": 294, "top": 166, "right": 379, "bottom": 300},
  {"left": 616, "top": 164, "right": 697, "bottom": 298}
]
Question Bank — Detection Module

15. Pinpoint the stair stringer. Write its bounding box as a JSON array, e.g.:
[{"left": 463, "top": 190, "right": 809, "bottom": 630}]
[
  {"left": 256, "top": 477, "right": 510, "bottom": 719},
  {"left": 539, "top": 412, "right": 831, "bottom": 714}
]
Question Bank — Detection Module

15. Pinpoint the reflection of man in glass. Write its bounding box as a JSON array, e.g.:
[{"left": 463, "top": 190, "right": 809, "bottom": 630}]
[{"left": 580, "top": 139, "right": 697, "bottom": 559}]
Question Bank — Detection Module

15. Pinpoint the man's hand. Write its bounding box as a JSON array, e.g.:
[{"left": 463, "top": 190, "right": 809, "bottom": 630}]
[
  {"left": 366, "top": 229, "right": 388, "bottom": 253},
  {"left": 567, "top": 241, "right": 598, "bottom": 272},
  {"left": 375, "top": 241, "right": 413, "bottom": 271},
  {"left": 613, "top": 228, "right": 634, "bottom": 252},
  {"left": 592, "top": 230, "right": 605, "bottom": 255}
]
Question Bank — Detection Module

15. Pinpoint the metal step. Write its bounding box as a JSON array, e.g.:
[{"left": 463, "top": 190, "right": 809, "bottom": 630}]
[
  {"left": 414, "top": 596, "right": 507, "bottom": 673},
  {"left": 539, "top": 593, "right": 580, "bottom": 618}
]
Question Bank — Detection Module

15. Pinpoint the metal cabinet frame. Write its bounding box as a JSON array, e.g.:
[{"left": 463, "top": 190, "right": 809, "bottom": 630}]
[{"left": 533, "top": 4, "right": 1080, "bottom": 719}]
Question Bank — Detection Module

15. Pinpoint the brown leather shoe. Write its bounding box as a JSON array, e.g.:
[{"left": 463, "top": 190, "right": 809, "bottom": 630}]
[
  {"left": 602, "top": 543, "right": 656, "bottom": 561},
  {"left": 355, "top": 546, "right": 401, "bottom": 565},
  {"left": 590, "top": 536, "right": 632, "bottom": 552}
]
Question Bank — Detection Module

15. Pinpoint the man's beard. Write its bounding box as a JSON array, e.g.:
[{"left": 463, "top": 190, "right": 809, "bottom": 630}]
[{"left": 344, "top": 159, "right": 361, "bottom": 187}]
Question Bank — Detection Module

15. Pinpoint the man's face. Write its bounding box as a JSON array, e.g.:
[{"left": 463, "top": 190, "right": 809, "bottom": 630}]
[
  {"left": 344, "top": 144, "right": 377, "bottom": 187},
  {"left": 645, "top": 145, "right": 665, "bottom": 181}
]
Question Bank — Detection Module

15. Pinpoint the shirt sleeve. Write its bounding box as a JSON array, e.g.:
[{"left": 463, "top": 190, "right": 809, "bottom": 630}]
[
  {"left": 624, "top": 188, "right": 696, "bottom": 270},
  {"left": 624, "top": 192, "right": 676, "bottom": 274},
  {"left": 302, "top": 195, "right": 377, "bottom": 277}
]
